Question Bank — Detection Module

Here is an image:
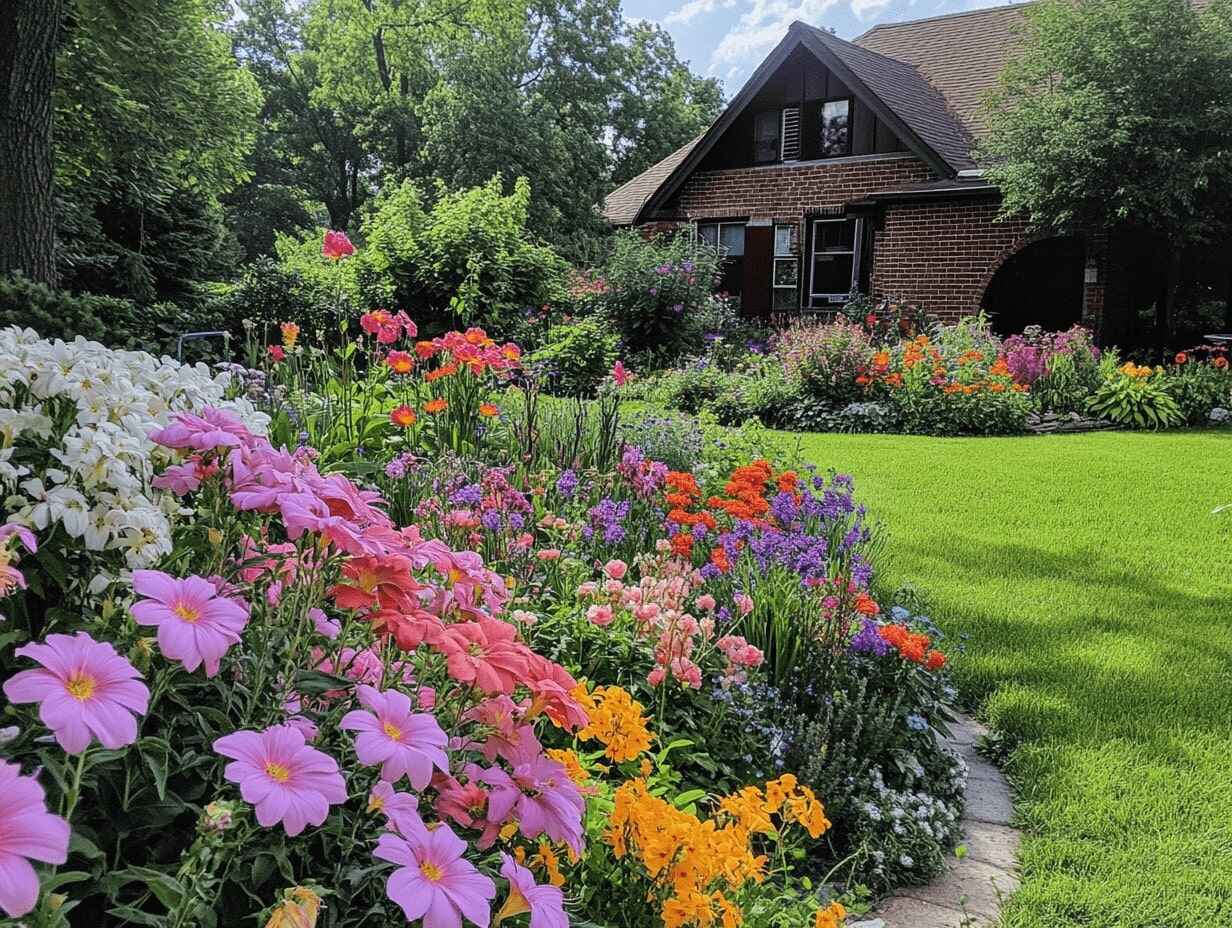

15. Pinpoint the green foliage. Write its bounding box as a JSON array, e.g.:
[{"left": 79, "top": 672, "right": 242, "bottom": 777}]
[
  {"left": 208, "top": 257, "right": 340, "bottom": 344},
  {"left": 981, "top": 0, "right": 1232, "bottom": 246},
  {"left": 1086, "top": 362, "right": 1184, "bottom": 429},
  {"left": 527, "top": 317, "right": 620, "bottom": 396},
  {"left": 776, "top": 316, "right": 874, "bottom": 406},
  {"left": 55, "top": 0, "right": 261, "bottom": 301},
  {"left": 894, "top": 384, "right": 1034, "bottom": 437},
  {"left": 589, "top": 230, "right": 725, "bottom": 363},
  {"left": 1164, "top": 356, "right": 1232, "bottom": 425}
]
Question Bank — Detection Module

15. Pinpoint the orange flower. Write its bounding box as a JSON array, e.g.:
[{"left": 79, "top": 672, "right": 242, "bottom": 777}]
[
  {"left": 280, "top": 322, "right": 300, "bottom": 350},
  {"left": 424, "top": 398, "right": 448, "bottom": 414},
  {"left": 925, "top": 649, "right": 947, "bottom": 671},
  {"left": 1216, "top": 356, "right": 1229, "bottom": 370},
  {"left": 710, "top": 547, "right": 730, "bottom": 573},
  {"left": 479, "top": 403, "right": 500, "bottom": 417},
  {"left": 414, "top": 340, "right": 438, "bottom": 359},
  {"left": 853, "top": 592, "right": 879, "bottom": 617},
  {"left": 670, "top": 533, "right": 694, "bottom": 558},
  {"left": 425, "top": 362, "right": 459, "bottom": 382},
  {"left": 389, "top": 404, "right": 416, "bottom": 428},
  {"left": 385, "top": 350, "right": 414, "bottom": 374}
]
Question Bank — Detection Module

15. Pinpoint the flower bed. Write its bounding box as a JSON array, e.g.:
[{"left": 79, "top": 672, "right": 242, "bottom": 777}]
[
  {"left": 0, "top": 314, "right": 965, "bottom": 928},
  {"left": 629, "top": 311, "right": 1232, "bottom": 436}
]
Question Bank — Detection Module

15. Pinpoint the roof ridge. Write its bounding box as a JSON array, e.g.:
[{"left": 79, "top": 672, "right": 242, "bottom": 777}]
[
  {"left": 793, "top": 21, "right": 928, "bottom": 75},
  {"left": 854, "top": 1, "right": 1035, "bottom": 43}
]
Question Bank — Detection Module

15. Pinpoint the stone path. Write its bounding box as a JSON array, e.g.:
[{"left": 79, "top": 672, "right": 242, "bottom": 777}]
[{"left": 852, "top": 716, "right": 1021, "bottom": 928}]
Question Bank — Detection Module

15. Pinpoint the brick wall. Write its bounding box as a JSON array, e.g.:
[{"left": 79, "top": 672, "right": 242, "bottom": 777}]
[
  {"left": 669, "top": 155, "right": 934, "bottom": 220},
  {"left": 871, "top": 199, "right": 1031, "bottom": 322}
]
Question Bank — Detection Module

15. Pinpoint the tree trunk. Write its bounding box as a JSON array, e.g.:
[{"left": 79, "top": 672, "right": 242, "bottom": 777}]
[
  {"left": 1156, "top": 243, "right": 1182, "bottom": 354},
  {"left": 0, "top": 0, "right": 65, "bottom": 286}
]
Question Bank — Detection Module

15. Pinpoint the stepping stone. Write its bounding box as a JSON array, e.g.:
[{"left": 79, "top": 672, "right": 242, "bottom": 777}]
[
  {"left": 898, "top": 859, "right": 1020, "bottom": 920},
  {"left": 965, "top": 776, "right": 1015, "bottom": 826},
  {"left": 962, "top": 821, "right": 1020, "bottom": 870}
]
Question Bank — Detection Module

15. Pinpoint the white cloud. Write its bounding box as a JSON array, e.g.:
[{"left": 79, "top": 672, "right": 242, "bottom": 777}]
[
  {"left": 663, "top": 0, "right": 737, "bottom": 27},
  {"left": 850, "top": 0, "right": 891, "bottom": 19},
  {"left": 710, "top": 0, "right": 842, "bottom": 68}
]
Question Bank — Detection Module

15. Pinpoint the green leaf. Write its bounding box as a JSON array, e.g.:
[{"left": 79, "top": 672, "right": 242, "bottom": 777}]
[
  {"left": 293, "top": 669, "right": 354, "bottom": 695},
  {"left": 139, "top": 736, "right": 171, "bottom": 801},
  {"left": 107, "top": 904, "right": 168, "bottom": 926}
]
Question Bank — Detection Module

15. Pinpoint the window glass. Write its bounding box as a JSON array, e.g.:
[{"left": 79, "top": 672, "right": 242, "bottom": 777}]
[
  {"left": 719, "top": 224, "right": 746, "bottom": 257},
  {"left": 773, "top": 258, "right": 798, "bottom": 288},
  {"left": 697, "top": 223, "right": 718, "bottom": 246},
  {"left": 754, "top": 111, "right": 780, "bottom": 162},
  {"left": 820, "top": 99, "right": 851, "bottom": 156},
  {"left": 774, "top": 224, "right": 793, "bottom": 256},
  {"left": 810, "top": 219, "right": 858, "bottom": 304},
  {"left": 815, "top": 220, "right": 854, "bottom": 252}
]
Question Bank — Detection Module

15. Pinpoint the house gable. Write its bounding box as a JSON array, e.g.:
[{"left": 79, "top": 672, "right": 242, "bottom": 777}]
[{"left": 631, "top": 22, "right": 973, "bottom": 224}]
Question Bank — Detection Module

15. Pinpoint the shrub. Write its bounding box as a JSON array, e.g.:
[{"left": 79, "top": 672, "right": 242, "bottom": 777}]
[
  {"left": 207, "top": 256, "right": 339, "bottom": 346},
  {"left": 587, "top": 229, "right": 724, "bottom": 364},
  {"left": 526, "top": 317, "right": 620, "bottom": 396},
  {"left": 1086, "top": 360, "right": 1184, "bottom": 429},
  {"left": 1002, "top": 325, "right": 1102, "bottom": 414},
  {"left": 775, "top": 315, "right": 873, "bottom": 406},
  {"left": 1165, "top": 349, "right": 1232, "bottom": 425}
]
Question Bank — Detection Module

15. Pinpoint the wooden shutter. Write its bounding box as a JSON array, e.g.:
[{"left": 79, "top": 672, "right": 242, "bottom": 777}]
[{"left": 781, "top": 107, "right": 801, "bottom": 162}]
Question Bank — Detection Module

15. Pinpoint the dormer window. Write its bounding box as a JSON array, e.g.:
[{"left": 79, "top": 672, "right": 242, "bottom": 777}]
[
  {"left": 753, "top": 111, "right": 780, "bottom": 163},
  {"left": 820, "top": 99, "right": 851, "bottom": 156}
]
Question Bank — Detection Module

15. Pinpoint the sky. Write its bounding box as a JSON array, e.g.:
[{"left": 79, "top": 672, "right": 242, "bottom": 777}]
[{"left": 622, "top": 0, "right": 1020, "bottom": 92}]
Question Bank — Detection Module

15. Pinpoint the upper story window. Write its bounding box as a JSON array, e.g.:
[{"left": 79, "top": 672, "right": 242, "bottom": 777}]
[
  {"left": 820, "top": 99, "right": 851, "bottom": 157},
  {"left": 753, "top": 111, "right": 780, "bottom": 163}
]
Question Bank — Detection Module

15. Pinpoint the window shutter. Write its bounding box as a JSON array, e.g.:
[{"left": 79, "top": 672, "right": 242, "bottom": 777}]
[{"left": 781, "top": 107, "right": 801, "bottom": 162}]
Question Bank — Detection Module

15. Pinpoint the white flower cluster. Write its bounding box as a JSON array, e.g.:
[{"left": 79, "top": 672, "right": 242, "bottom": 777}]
[{"left": 0, "top": 327, "right": 268, "bottom": 592}]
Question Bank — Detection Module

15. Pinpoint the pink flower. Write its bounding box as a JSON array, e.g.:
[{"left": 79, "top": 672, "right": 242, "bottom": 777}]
[
  {"left": 268, "top": 345, "right": 286, "bottom": 363},
  {"left": 498, "top": 852, "right": 568, "bottom": 928},
  {"left": 130, "top": 571, "right": 248, "bottom": 677},
  {"left": 611, "top": 360, "right": 630, "bottom": 386},
  {"left": 369, "top": 782, "right": 427, "bottom": 836},
  {"left": 434, "top": 620, "right": 531, "bottom": 695},
  {"left": 536, "top": 549, "right": 561, "bottom": 562},
  {"left": 734, "top": 592, "right": 754, "bottom": 617},
  {"left": 647, "top": 666, "right": 666, "bottom": 686},
  {"left": 322, "top": 229, "right": 355, "bottom": 260},
  {"left": 340, "top": 685, "right": 448, "bottom": 788},
  {"left": 0, "top": 762, "right": 70, "bottom": 917},
  {"left": 4, "top": 632, "right": 149, "bottom": 754},
  {"left": 309, "top": 608, "right": 341, "bottom": 639},
  {"left": 695, "top": 594, "right": 716, "bottom": 612},
  {"left": 150, "top": 407, "right": 256, "bottom": 452},
  {"left": 376, "top": 826, "right": 496, "bottom": 928},
  {"left": 586, "top": 604, "right": 614, "bottom": 627},
  {"left": 602, "top": 559, "right": 627, "bottom": 581},
  {"left": 470, "top": 751, "right": 585, "bottom": 854},
  {"left": 213, "top": 726, "right": 347, "bottom": 836},
  {"left": 0, "top": 523, "right": 37, "bottom": 599}
]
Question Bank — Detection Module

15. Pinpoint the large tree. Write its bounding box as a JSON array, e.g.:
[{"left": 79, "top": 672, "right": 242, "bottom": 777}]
[
  {"left": 981, "top": 0, "right": 1232, "bottom": 341},
  {"left": 0, "top": 0, "right": 66, "bottom": 285}
]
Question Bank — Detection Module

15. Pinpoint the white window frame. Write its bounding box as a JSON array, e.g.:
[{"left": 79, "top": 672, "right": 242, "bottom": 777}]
[
  {"left": 808, "top": 217, "right": 863, "bottom": 307},
  {"left": 695, "top": 221, "right": 747, "bottom": 258},
  {"left": 772, "top": 223, "right": 799, "bottom": 311}
]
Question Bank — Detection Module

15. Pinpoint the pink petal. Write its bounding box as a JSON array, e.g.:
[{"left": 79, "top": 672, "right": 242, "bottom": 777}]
[
  {"left": 423, "top": 887, "right": 464, "bottom": 928},
  {"left": 99, "top": 678, "right": 150, "bottom": 715},
  {"left": 3, "top": 669, "right": 62, "bottom": 704},
  {"left": 385, "top": 870, "right": 434, "bottom": 922},
  {"left": 156, "top": 622, "right": 203, "bottom": 672},
  {"left": 131, "top": 570, "right": 180, "bottom": 605},
  {"left": 374, "top": 833, "right": 416, "bottom": 868},
  {"left": 82, "top": 699, "right": 139, "bottom": 749},
  {"left": 3, "top": 811, "right": 70, "bottom": 863},
  {"left": 254, "top": 787, "right": 291, "bottom": 830},
  {"left": 130, "top": 600, "right": 179, "bottom": 628},
  {"left": 0, "top": 851, "right": 40, "bottom": 919},
  {"left": 214, "top": 730, "right": 266, "bottom": 765}
]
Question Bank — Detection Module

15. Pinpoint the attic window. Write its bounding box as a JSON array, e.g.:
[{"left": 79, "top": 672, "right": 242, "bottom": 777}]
[
  {"left": 753, "top": 111, "right": 781, "bottom": 163},
  {"left": 820, "top": 99, "right": 851, "bottom": 157}
]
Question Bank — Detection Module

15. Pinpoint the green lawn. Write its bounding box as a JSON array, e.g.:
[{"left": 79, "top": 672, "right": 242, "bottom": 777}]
[{"left": 789, "top": 430, "right": 1232, "bottom": 928}]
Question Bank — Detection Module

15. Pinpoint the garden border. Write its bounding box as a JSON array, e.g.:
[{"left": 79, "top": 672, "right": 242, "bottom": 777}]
[{"left": 854, "top": 715, "right": 1020, "bottom": 928}]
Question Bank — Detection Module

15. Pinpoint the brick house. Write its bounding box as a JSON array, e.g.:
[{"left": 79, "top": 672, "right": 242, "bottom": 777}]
[{"left": 602, "top": 3, "right": 1218, "bottom": 338}]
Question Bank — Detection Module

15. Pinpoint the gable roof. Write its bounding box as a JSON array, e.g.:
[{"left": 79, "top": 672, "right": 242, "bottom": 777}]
[
  {"left": 603, "top": 137, "right": 702, "bottom": 227},
  {"left": 604, "top": 24, "right": 974, "bottom": 225},
  {"left": 854, "top": 3, "right": 1032, "bottom": 138}
]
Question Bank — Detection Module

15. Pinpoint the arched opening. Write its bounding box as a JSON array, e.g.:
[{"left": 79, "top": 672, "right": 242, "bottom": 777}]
[{"left": 982, "top": 236, "right": 1086, "bottom": 335}]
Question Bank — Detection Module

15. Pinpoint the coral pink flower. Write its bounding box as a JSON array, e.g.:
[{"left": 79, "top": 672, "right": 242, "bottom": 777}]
[
  {"left": 586, "top": 604, "right": 614, "bottom": 627},
  {"left": 434, "top": 620, "right": 531, "bottom": 695},
  {"left": 4, "top": 632, "right": 149, "bottom": 754},
  {"left": 130, "top": 571, "right": 248, "bottom": 677},
  {"left": 0, "top": 762, "right": 70, "bottom": 917},
  {"left": 695, "top": 594, "right": 716, "bottom": 612},
  {"left": 611, "top": 360, "right": 630, "bottom": 386},
  {"left": 602, "top": 559, "right": 627, "bottom": 581},
  {"left": 268, "top": 345, "right": 286, "bottom": 363},
  {"left": 374, "top": 825, "right": 496, "bottom": 928},
  {"left": 213, "top": 725, "right": 347, "bottom": 836},
  {"left": 498, "top": 852, "right": 568, "bottom": 928},
  {"left": 150, "top": 407, "right": 257, "bottom": 453},
  {"left": 435, "top": 775, "right": 502, "bottom": 848},
  {"left": 322, "top": 229, "right": 355, "bottom": 260},
  {"left": 340, "top": 685, "right": 448, "bottom": 788}
]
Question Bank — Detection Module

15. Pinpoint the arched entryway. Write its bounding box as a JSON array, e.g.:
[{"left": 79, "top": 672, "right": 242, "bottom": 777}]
[{"left": 982, "top": 236, "right": 1086, "bottom": 335}]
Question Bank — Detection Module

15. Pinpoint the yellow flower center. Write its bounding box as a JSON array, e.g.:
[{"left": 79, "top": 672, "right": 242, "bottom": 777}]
[
  {"left": 419, "top": 861, "right": 443, "bottom": 882},
  {"left": 382, "top": 721, "right": 403, "bottom": 741},
  {"left": 173, "top": 602, "right": 201, "bottom": 623},
  {"left": 265, "top": 762, "right": 292, "bottom": 783},
  {"left": 65, "top": 672, "right": 96, "bottom": 702}
]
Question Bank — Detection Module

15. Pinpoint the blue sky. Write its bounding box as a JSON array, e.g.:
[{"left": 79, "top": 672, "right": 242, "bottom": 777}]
[{"left": 623, "top": 0, "right": 1016, "bottom": 92}]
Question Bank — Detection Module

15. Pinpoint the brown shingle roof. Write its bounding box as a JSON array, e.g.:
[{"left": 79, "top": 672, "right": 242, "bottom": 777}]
[
  {"left": 854, "top": 2, "right": 1032, "bottom": 139},
  {"left": 796, "top": 23, "right": 976, "bottom": 170},
  {"left": 602, "top": 137, "right": 701, "bottom": 225}
]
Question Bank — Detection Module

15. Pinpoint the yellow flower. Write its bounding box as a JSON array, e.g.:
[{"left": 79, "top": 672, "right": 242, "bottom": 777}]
[
  {"left": 764, "top": 773, "right": 798, "bottom": 813},
  {"left": 546, "top": 748, "right": 590, "bottom": 785},
  {"left": 529, "top": 840, "right": 565, "bottom": 887},
  {"left": 265, "top": 887, "right": 322, "bottom": 928},
  {"left": 576, "top": 685, "right": 653, "bottom": 762},
  {"left": 813, "top": 901, "right": 847, "bottom": 928}
]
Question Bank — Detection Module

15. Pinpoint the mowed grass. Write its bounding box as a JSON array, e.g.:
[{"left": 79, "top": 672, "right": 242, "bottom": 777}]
[{"left": 787, "top": 429, "right": 1232, "bottom": 928}]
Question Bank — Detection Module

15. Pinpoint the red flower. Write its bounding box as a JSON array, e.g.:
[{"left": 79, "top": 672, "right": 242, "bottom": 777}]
[
  {"left": 925, "top": 650, "right": 947, "bottom": 671},
  {"left": 268, "top": 345, "right": 286, "bottom": 362},
  {"left": 330, "top": 554, "right": 424, "bottom": 613},
  {"left": 853, "top": 592, "right": 880, "bottom": 617},
  {"left": 389, "top": 405, "right": 416, "bottom": 428},
  {"left": 386, "top": 351, "right": 415, "bottom": 375},
  {"left": 1216, "top": 356, "right": 1229, "bottom": 370},
  {"left": 322, "top": 229, "right": 355, "bottom": 260},
  {"left": 1175, "top": 352, "right": 1188, "bottom": 365}
]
